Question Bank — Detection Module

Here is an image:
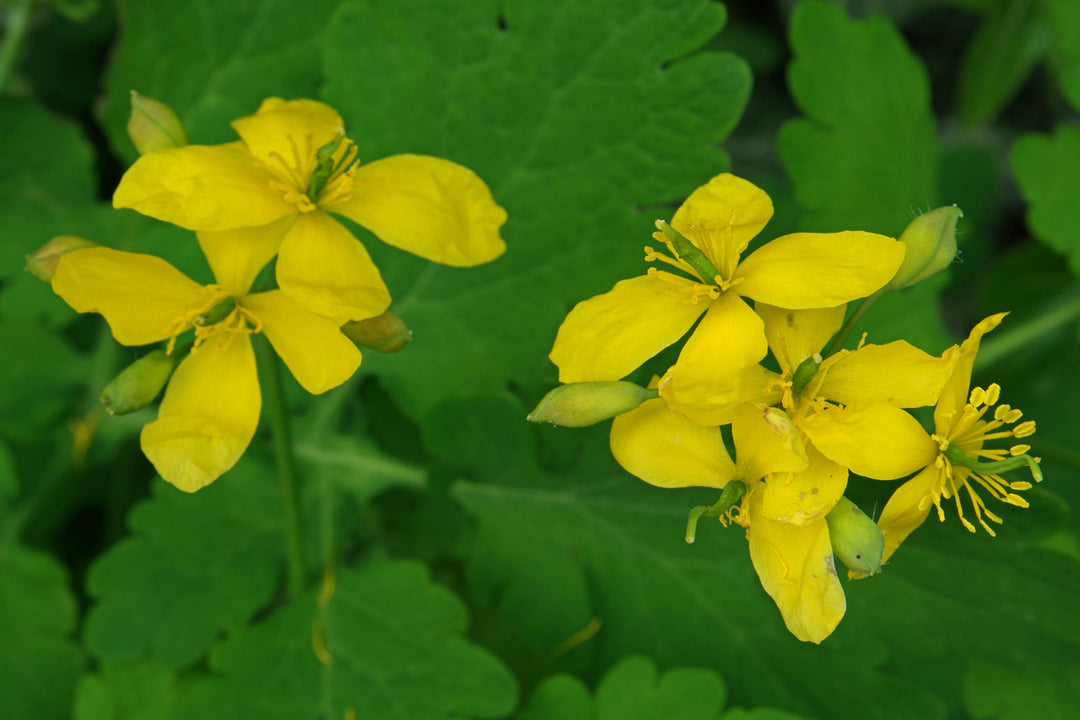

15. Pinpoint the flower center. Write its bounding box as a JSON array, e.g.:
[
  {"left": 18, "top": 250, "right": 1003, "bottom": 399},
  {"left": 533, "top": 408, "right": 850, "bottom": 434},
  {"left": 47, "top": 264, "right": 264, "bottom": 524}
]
[
  {"left": 264, "top": 131, "right": 360, "bottom": 214},
  {"left": 163, "top": 286, "right": 264, "bottom": 355},
  {"left": 644, "top": 211, "right": 748, "bottom": 292}
]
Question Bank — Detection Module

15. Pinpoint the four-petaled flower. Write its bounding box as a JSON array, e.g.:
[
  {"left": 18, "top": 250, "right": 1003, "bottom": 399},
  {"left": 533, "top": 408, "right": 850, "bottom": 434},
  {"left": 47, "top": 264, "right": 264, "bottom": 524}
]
[{"left": 113, "top": 98, "right": 508, "bottom": 324}]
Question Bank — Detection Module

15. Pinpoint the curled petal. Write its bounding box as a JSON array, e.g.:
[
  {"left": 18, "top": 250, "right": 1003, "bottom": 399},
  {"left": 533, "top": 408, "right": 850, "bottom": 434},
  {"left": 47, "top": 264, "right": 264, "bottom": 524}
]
[
  {"left": 141, "top": 336, "right": 260, "bottom": 492},
  {"left": 735, "top": 232, "right": 904, "bottom": 308},
  {"left": 230, "top": 98, "right": 344, "bottom": 167},
  {"left": 609, "top": 398, "right": 734, "bottom": 489},
  {"left": 242, "top": 291, "right": 362, "bottom": 395},
  {"left": 276, "top": 211, "right": 391, "bottom": 324},
  {"left": 113, "top": 143, "right": 295, "bottom": 231},
  {"left": 550, "top": 272, "right": 708, "bottom": 383},
  {"left": 935, "top": 313, "right": 1007, "bottom": 430},
  {"left": 51, "top": 248, "right": 203, "bottom": 346},
  {"left": 747, "top": 492, "right": 846, "bottom": 644},
  {"left": 801, "top": 404, "right": 937, "bottom": 480},
  {"left": 333, "top": 154, "right": 507, "bottom": 267},
  {"left": 756, "top": 303, "right": 845, "bottom": 374},
  {"left": 818, "top": 340, "right": 955, "bottom": 409},
  {"left": 198, "top": 216, "right": 293, "bottom": 296}
]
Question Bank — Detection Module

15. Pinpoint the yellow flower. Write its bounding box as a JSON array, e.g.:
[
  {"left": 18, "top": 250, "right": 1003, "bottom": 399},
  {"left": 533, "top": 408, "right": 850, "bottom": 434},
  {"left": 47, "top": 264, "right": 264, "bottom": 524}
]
[
  {"left": 549, "top": 173, "right": 905, "bottom": 425},
  {"left": 51, "top": 238, "right": 363, "bottom": 493},
  {"left": 113, "top": 98, "right": 507, "bottom": 323},
  {"left": 609, "top": 401, "right": 848, "bottom": 643}
]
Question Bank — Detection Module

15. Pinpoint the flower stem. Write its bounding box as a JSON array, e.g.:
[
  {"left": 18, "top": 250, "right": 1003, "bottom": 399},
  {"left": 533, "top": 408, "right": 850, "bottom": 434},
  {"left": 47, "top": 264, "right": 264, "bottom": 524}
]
[
  {"left": 975, "top": 291, "right": 1080, "bottom": 370},
  {"left": 262, "top": 340, "right": 307, "bottom": 599},
  {"left": 0, "top": 0, "right": 33, "bottom": 93},
  {"left": 822, "top": 287, "right": 887, "bottom": 358}
]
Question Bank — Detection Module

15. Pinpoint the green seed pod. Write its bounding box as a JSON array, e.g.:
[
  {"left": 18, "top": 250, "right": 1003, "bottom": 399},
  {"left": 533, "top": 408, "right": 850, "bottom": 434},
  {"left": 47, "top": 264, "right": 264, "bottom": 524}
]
[
  {"left": 889, "top": 205, "right": 961, "bottom": 290},
  {"left": 25, "top": 236, "right": 98, "bottom": 282},
  {"left": 825, "top": 496, "right": 884, "bottom": 575},
  {"left": 99, "top": 350, "right": 178, "bottom": 415},
  {"left": 527, "top": 381, "right": 655, "bottom": 428},
  {"left": 341, "top": 310, "right": 413, "bottom": 353},
  {"left": 128, "top": 91, "right": 188, "bottom": 155}
]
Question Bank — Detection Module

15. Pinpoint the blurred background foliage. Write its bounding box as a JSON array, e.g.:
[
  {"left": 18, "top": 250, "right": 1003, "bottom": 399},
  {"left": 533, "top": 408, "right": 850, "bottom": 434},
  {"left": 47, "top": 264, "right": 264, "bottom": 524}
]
[{"left": 1, "top": 0, "right": 1079, "bottom": 718}]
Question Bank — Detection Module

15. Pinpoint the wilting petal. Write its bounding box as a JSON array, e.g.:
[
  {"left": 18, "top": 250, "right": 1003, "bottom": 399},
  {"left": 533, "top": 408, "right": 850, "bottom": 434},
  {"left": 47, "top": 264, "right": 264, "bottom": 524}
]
[
  {"left": 756, "top": 303, "right": 845, "bottom": 374},
  {"left": 759, "top": 445, "right": 847, "bottom": 526},
  {"left": 934, "top": 313, "right": 1007, "bottom": 431},
  {"left": 242, "top": 290, "right": 362, "bottom": 395},
  {"left": 276, "top": 211, "right": 391, "bottom": 324},
  {"left": 670, "top": 174, "right": 773, "bottom": 267},
  {"left": 747, "top": 492, "right": 846, "bottom": 644},
  {"left": 875, "top": 465, "right": 938, "bottom": 567},
  {"left": 609, "top": 398, "right": 734, "bottom": 489},
  {"left": 734, "top": 232, "right": 904, "bottom": 308},
  {"left": 140, "top": 335, "right": 260, "bottom": 492},
  {"left": 731, "top": 403, "right": 808, "bottom": 484},
  {"left": 333, "top": 154, "right": 507, "bottom": 267},
  {"left": 550, "top": 272, "right": 709, "bottom": 383},
  {"left": 52, "top": 248, "right": 203, "bottom": 346},
  {"left": 817, "top": 340, "right": 955, "bottom": 409},
  {"left": 801, "top": 404, "right": 937, "bottom": 480},
  {"left": 658, "top": 293, "right": 769, "bottom": 424},
  {"left": 113, "top": 142, "right": 295, "bottom": 231},
  {"left": 198, "top": 216, "right": 294, "bottom": 296},
  {"left": 230, "top": 98, "right": 343, "bottom": 167}
]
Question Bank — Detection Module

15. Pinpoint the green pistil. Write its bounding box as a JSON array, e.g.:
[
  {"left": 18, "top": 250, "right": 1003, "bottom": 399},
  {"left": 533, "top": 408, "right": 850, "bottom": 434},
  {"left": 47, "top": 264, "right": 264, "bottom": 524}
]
[
  {"left": 791, "top": 354, "right": 821, "bottom": 395},
  {"left": 306, "top": 133, "right": 346, "bottom": 202},
  {"left": 655, "top": 220, "right": 722, "bottom": 285},
  {"left": 685, "top": 480, "right": 747, "bottom": 543},
  {"left": 944, "top": 445, "right": 1043, "bottom": 483},
  {"left": 194, "top": 298, "right": 236, "bottom": 326}
]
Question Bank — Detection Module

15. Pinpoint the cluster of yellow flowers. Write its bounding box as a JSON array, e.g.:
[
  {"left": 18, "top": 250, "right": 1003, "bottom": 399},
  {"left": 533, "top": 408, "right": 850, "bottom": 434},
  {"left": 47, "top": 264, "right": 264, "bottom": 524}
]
[
  {"left": 39, "top": 96, "right": 507, "bottom": 493},
  {"left": 531, "top": 174, "right": 1041, "bottom": 643}
]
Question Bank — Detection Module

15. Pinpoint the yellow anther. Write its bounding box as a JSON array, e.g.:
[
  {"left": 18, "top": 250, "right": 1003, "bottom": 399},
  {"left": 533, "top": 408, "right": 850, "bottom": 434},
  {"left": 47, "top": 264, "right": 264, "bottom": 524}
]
[
  {"left": 984, "top": 383, "right": 1001, "bottom": 405},
  {"left": 993, "top": 404, "right": 1011, "bottom": 422},
  {"left": 1004, "top": 408, "right": 1023, "bottom": 423},
  {"left": 1014, "top": 421, "right": 1036, "bottom": 438},
  {"left": 1010, "top": 444, "right": 1030, "bottom": 456},
  {"left": 969, "top": 386, "right": 986, "bottom": 407}
]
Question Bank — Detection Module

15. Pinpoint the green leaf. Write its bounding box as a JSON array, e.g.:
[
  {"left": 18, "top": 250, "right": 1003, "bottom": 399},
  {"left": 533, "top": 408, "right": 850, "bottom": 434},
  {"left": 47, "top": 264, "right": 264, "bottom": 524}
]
[
  {"left": 0, "top": 545, "right": 83, "bottom": 720},
  {"left": 173, "top": 561, "right": 518, "bottom": 720},
  {"left": 82, "top": 457, "right": 284, "bottom": 668},
  {"left": 0, "top": 321, "right": 83, "bottom": 441},
  {"left": 1010, "top": 125, "right": 1080, "bottom": 277},
  {"left": 321, "top": 0, "right": 750, "bottom": 418},
  {"left": 1042, "top": 0, "right": 1080, "bottom": 114},
  {"left": 962, "top": 660, "right": 1080, "bottom": 720},
  {"left": 73, "top": 662, "right": 179, "bottom": 720}
]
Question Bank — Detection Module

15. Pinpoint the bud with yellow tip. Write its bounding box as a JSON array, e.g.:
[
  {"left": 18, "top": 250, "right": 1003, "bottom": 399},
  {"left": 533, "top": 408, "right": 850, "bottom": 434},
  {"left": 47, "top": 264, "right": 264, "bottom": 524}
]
[
  {"left": 128, "top": 91, "right": 188, "bottom": 155},
  {"left": 825, "top": 496, "right": 884, "bottom": 575},
  {"left": 528, "top": 381, "right": 656, "bottom": 428},
  {"left": 889, "top": 205, "right": 961, "bottom": 290},
  {"left": 341, "top": 310, "right": 413, "bottom": 353},
  {"left": 99, "top": 350, "right": 178, "bottom": 415},
  {"left": 25, "top": 236, "right": 98, "bottom": 282}
]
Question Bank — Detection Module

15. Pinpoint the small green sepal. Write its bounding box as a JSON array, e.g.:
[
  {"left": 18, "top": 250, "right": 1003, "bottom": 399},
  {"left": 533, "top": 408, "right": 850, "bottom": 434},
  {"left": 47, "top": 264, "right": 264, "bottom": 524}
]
[
  {"left": 128, "top": 91, "right": 188, "bottom": 155},
  {"left": 826, "top": 496, "right": 884, "bottom": 575},
  {"left": 527, "top": 381, "right": 657, "bottom": 428},
  {"left": 26, "top": 236, "right": 98, "bottom": 282}
]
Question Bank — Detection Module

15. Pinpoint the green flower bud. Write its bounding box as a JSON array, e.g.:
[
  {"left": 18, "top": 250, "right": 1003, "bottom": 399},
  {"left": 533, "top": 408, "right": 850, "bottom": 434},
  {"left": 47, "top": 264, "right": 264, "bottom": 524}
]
[
  {"left": 128, "top": 91, "right": 188, "bottom": 155},
  {"left": 341, "top": 311, "right": 413, "bottom": 353},
  {"left": 527, "top": 381, "right": 656, "bottom": 428},
  {"left": 25, "top": 236, "right": 98, "bottom": 282},
  {"left": 889, "top": 205, "right": 961, "bottom": 290},
  {"left": 99, "top": 350, "right": 178, "bottom": 415},
  {"left": 825, "top": 497, "right": 884, "bottom": 575}
]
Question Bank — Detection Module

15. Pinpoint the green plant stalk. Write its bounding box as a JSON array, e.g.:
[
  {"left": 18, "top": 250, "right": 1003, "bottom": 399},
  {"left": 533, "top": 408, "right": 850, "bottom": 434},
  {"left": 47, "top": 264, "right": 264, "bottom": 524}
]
[
  {"left": 975, "top": 292, "right": 1080, "bottom": 370},
  {"left": 0, "top": 0, "right": 33, "bottom": 93},
  {"left": 822, "top": 286, "right": 887, "bottom": 358},
  {"left": 262, "top": 341, "right": 307, "bottom": 599}
]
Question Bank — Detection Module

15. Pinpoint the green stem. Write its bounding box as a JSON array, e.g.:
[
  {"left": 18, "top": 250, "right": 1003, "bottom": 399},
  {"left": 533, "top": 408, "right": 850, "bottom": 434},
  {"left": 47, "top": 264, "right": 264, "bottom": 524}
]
[
  {"left": 262, "top": 340, "right": 307, "bottom": 599},
  {"left": 975, "top": 292, "right": 1080, "bottom": 370},
  {"left": 685, "top": 480, "right": 746, "bottom": 544},
  {"left": 822, "top": 287, "right": 887, "bottom": 358},
  {"left": 0, "top": 0, "right": 33, "bottom": 94}
]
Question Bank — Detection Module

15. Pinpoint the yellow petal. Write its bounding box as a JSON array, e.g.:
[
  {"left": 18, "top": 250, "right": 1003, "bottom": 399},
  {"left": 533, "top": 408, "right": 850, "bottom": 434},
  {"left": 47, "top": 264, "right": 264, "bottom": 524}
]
[
  {"left": 756, "top": 303, "right": 845, "bottom": 373},
  {"left": 657, "top": 293, "right": 769, "bottom": 424},
  {"left": 731, "top": 403, "right": 809, "bottom": 484},
  {"left": 817, "top": 340, "right": 955, "bottom": 409},
  {"left": 230, "top": 98, "right": 344, "bottom": 167},
  {"left": 876, "top": 465, "right": 938, "bottom": 566},
  {"left": 51, "top": 248, "right": 202, "bottom": 346},
  {"left": 734, "top": 232, "right": 905, "bottom": 308},
  {"left": 198, "top": 216, "right": 294, "bottom": 296},
  {"left": 332, "top": 154, "right": 507, "bottom": 267},
  {"left": 670, "top": 174, "right": 773, "bottom": 269},
  {"left": 241, "top": 290, "right": 362, "bottom": 395},
  {"left": 759, "top": 444, "right": 847, "bottom": 526},
  {"left": 140, "top": 335, "right": 260, "bottom": 492},
  {"left": 935, "top": 313, "right": 1007, "bottom": 431},
  {"left": 276, "top": 211, "right": 392, "bottom": 324},
  {"left": 550, "top": 272, "right": 708, "bottom": 383},
  {"left": 609, "top": 397, "right": 734, "bottom": 489},
  {"left": 113, "top": 142, "right": 296, "bottom": 231},
  {"left": 747, "top": 492, "right": 846, "bottom": 644},
  {"left": 800, "top": 404, "right": 937, "bottom": 480}
]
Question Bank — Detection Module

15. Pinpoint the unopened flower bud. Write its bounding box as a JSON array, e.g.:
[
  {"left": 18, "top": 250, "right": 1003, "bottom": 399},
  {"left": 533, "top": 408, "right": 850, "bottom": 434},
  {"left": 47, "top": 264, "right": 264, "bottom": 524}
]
[
  {"left": 99, "top": 350, "right": 178, "bottom": 415},
  {"left": 25, "top": 236, "right": 98, "bottom": 281},
  {"left": 527, "top": 381, "right": 655, "bottom": 428},
  {"left": 825, "top": 497, "right": 884, "bottom": 575},
  {"left": 341, "top": 310, "right": 413, "bottom": 353},
  {"left": 128, "top": 91, "right": 188, "bottom": 155},
  {"left": 889, "top": 205, "right": 961, "bottom": 290}
]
